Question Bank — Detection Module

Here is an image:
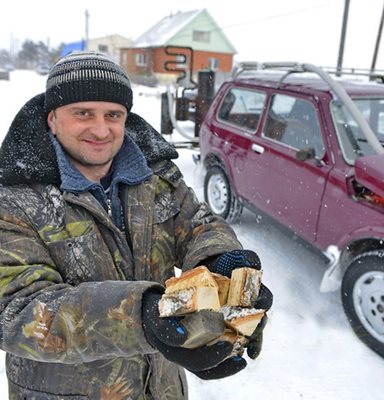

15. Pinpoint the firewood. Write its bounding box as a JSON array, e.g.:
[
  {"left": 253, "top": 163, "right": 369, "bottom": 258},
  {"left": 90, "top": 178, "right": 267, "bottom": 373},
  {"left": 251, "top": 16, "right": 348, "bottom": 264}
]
[
  {"left": 179, "top": 310, "right": 225, "bottom": 349},
  {"left": 220, "top": 305, "right": 265, "bottom": 337},
  {"left": 158, "top": 286, "right": 220, "bottom": 317},
  {"left": 227, "top": 267, "right": 263, "bottom": 307},
  {"left": 164, "top": 266, "right": 218, "bottom": 293},
  {"left": 212, "top": 272, "right": 231, "bottom": 306},
  {"left": 207, "top": 329, "right": 249, "bottom": 357}
]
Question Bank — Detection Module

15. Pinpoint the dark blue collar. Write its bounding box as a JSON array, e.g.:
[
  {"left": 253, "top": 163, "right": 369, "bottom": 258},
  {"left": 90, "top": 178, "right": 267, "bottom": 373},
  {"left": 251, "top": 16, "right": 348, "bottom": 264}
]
[{"left": 50, "top": 133, "right": 153, "bottom": 194}]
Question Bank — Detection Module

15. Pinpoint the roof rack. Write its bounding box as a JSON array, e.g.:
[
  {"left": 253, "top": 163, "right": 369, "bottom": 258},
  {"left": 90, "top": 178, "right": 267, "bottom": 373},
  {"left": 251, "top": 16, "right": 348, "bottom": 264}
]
[
  {"left": 232, "top": 61, "right": 304, "bottom": 78},
  {"left": 232, "top": 61, "right": 384, "bottom": 82},
  {"left": 321, "top": 66, "right": 384, "bottom": 82},
  {"left": 232, "top": 61, "right": 384, "bottom": 155}
]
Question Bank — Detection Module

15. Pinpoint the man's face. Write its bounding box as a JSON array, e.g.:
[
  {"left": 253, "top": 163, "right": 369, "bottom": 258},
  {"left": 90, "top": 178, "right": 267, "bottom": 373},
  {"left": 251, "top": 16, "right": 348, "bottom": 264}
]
[{"left": 47, "top": 101, "right": 127, "bottom": 181}]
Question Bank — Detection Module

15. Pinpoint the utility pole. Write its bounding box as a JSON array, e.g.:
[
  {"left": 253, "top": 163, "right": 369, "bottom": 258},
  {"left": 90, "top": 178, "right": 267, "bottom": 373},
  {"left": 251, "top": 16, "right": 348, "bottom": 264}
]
[
  {"left": 85, "top": 9, "right": 90, "bottom": 51},
  {"left": 336, "top": 0, "right": 350, "bottom": 76},
  {"left": 370, "top": 2, "right": 384, "bottom": 73}
]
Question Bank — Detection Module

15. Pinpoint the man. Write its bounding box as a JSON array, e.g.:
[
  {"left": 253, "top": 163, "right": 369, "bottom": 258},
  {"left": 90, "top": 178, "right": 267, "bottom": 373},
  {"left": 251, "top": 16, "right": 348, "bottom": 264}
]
[{"left": 0, "top": 51, "right": 272, "bottom": 399}]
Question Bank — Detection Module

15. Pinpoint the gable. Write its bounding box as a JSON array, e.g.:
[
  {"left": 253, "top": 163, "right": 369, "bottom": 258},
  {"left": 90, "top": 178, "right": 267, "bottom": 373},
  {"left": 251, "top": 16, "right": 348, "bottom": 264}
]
[
  {"left": 168, "top": 10, "right": 236, "bottom": 54},
  {"left": 134, "top": 9, "right": 199, "bottom": 48},
  {"left": 134, "top": 9, "right": 236, "bottom": 55}
]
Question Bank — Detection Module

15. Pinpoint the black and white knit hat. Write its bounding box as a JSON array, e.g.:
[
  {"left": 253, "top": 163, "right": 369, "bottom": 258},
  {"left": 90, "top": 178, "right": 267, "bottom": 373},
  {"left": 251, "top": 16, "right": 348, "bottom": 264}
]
[{"left": 44, "top": 51, "right": 133, "bottom": 112}]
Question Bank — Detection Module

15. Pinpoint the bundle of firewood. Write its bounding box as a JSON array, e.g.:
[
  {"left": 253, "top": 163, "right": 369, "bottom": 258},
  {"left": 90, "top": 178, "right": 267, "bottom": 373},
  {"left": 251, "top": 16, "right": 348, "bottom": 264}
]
[{"left": 159, "top": 266, "right": 265, "bottom": 352}]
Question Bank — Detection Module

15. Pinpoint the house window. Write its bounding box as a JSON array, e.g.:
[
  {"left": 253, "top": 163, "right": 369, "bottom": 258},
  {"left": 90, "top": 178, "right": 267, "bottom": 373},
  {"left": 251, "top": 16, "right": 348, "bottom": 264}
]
[
  {"left": 193, "top": 30, "right": 210, "bottom": 43},
  {"left": 98, "top": 44, "right": 108, "bottom": 53},
  {"left": 208, "top": 58, "right": 219, "bottom": 71},
  {"left": 135, "top": 53, "right": 147, "bottom": 66}
]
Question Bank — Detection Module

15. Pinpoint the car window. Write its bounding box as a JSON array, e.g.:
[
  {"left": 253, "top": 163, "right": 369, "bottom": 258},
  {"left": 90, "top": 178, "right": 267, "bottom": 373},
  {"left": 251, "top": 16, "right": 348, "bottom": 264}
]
[
  {"left": 331, "top": 98, "right": 384, "bottom": 165},
  {"left": 263, "top": 94, "right": 325, "bottom": 157},
  {"left": 354, "top": 98, "right": 384, "bottom": 136},
  {"left": 217, "top": 87, "right": 266, "bottom": 131}
]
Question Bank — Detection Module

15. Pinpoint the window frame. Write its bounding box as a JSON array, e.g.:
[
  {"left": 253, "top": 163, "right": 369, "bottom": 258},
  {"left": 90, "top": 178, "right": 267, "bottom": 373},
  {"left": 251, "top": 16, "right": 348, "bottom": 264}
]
[
  {"left": 192, "top": 30, "right": 211, "bottom": 43},
  {"left": 135, "top": 53, "right": 147, "bottom": 67},
  {"left": 262, "top": 93, "right": 325, "bottom": 157},
  {"left": 216, "top": 86, "right": 267, "bottom": 133}
]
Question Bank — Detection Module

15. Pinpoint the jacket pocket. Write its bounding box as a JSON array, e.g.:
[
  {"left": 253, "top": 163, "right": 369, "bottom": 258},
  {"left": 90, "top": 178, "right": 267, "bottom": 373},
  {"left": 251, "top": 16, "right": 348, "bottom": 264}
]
[
  {"left": 153, "top": 186, "right": 180, "bottom": 225},
  {"left": 45, "top": 233, "right": 116, "bottom": 284}
]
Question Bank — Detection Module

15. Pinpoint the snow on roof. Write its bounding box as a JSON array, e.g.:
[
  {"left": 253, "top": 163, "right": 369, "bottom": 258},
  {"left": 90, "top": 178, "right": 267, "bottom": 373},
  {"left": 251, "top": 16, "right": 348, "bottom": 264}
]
[{"left": 134, "top": 9, "right": 203, "bottom": 47}]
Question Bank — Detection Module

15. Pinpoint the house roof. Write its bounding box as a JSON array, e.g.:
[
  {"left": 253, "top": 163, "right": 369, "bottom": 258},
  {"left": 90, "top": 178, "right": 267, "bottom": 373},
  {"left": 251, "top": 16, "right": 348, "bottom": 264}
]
[
  {"left": 134, "top": 9, "right": 201, "bottom": 47},
  {"left": 133, "top": 9, "right": 236, "bottom": 53},
  {"left": 89, "top": 34, "right": 132, "bottom": 44}
]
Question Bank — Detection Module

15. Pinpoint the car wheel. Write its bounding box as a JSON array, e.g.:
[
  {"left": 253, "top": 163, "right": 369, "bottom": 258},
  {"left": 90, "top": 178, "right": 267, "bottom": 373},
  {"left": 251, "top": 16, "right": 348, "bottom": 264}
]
[
  {"left": 204, "top": 165, "right": 243, "bottom": 223},
  {"left": 341, "top": 251, "right": 384, "bottom": 357}
]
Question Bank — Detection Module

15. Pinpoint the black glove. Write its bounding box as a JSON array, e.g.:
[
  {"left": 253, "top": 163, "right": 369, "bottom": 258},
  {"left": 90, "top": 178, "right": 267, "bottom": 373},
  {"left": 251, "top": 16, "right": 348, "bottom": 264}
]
[
  {"left": 205, "top": 249, "right": 273, "bottom": 359},
  {"left": 205, "top": 249, "right": 262, "bottom": 277},
  {"left": 191, "top": 355, "right": 246, "bottom": 380},
  {"left": 246, "top": 313, "right": 268, "bottom": 359},
  {"left": 142, "top": 290, "right": 246, "bottom": 378}
]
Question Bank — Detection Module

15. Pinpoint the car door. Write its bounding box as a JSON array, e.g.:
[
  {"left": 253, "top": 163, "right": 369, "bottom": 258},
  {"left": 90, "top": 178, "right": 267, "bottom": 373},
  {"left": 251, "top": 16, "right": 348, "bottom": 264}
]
[
  {"left": 241, "top": 93, "right": 332, "bottom": 243},
  {"left": 211, "top": 85, "right": 268, "bottom": 200}
]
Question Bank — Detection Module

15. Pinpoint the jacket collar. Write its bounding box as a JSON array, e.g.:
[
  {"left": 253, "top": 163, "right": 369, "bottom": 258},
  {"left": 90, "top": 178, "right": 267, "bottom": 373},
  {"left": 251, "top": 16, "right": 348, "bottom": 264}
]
[{"left": 51, "top": 134, "right": 153, "bottom": 193}]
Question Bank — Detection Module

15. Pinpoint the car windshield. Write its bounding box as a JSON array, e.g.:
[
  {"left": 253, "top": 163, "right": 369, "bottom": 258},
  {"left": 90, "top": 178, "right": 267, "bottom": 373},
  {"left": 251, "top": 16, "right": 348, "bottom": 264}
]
[{"left": 331, "top": 97, "right": 384, "bottom": 164}]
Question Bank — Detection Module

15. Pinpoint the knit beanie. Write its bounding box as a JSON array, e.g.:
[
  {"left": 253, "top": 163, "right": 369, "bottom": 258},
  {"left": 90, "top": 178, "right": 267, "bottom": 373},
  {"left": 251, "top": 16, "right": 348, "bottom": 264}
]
[{"left": 44, "top": 51, "right": 133, "bottom": 113}]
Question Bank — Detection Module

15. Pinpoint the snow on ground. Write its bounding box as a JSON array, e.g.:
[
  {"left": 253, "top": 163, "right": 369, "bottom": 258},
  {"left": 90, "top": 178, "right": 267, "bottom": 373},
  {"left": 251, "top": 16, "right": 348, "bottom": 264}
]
[{"left": 0, "top": 70, "right": 383, "bottom": 400}]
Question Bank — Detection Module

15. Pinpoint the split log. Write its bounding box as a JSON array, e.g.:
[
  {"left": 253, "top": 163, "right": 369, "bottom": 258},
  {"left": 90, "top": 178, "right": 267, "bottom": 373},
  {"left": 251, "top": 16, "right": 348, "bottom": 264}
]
[{"left": 179, "top": 310, "right": 225, "bottom": 349}]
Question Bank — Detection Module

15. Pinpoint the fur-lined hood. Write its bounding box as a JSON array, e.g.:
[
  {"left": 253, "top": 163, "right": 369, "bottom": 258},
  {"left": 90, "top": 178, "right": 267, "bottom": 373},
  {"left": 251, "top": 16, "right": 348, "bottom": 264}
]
[{"left": 0, "top": 92, "right": 178, "bottom": 186}]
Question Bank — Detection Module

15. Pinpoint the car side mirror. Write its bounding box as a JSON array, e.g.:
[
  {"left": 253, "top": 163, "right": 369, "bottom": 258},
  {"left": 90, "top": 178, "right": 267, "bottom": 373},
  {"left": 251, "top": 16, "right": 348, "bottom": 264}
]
[
  {"left": 296, "top": 147, "right": 324, "bottom": 167},
  {"left": 296, "top": 147, "right": 316, "bottom": 161}
]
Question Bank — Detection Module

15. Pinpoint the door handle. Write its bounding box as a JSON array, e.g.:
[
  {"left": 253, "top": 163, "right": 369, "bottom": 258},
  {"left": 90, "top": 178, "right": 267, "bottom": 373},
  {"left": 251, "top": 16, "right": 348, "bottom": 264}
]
[{"left": 251, "top": 143, "right": 264, "bottom": 154}]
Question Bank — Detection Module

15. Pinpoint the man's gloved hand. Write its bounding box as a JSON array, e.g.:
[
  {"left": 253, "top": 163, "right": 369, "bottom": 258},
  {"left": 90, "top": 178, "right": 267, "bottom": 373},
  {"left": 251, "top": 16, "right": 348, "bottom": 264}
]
[
  {"left": 205, "top": 249, "right": 273, "bottom": 359},
  {"left": 246, "top": 313, "right": 268, "bottom": 359},
  {"left": 205, "top": 249, "right": 262, "bottom": 277},
  {"left": 142, "top": 290, "right": 247, "bottom": 379},
  {"left": 190, "top": 355, "right": 246, "bottom": 380}
]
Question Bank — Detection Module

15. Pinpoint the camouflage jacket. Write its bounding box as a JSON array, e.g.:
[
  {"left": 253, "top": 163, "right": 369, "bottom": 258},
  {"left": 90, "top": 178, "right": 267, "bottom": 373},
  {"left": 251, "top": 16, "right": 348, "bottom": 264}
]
[{"left": 0, "top": 94, "right": 242, "bottom": 400}]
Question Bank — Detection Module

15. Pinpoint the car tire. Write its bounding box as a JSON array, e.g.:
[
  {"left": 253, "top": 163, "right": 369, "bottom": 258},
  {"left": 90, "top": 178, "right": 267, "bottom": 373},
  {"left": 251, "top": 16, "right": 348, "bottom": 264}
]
[
  {"left": 341, "top": 251, "right": 384, "bottom": 357},
  {"left": 204, "top": 165, "right": 243, "bottom": 223}
]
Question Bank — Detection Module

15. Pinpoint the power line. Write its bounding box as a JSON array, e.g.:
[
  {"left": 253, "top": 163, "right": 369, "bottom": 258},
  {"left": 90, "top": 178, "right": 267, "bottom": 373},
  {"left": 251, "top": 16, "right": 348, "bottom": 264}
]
[
  {"left": 163, "top": 2, "right": 336, "bottom": 42},
  {"left": 217, "top": 1, "right": 335, "bottom": 32}
]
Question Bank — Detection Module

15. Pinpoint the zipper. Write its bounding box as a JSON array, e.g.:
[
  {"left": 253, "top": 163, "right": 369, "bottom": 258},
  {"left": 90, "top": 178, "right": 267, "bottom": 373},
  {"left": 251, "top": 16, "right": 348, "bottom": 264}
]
[{"left": 106, "top": 198, "right": 112, "bottom": 217}]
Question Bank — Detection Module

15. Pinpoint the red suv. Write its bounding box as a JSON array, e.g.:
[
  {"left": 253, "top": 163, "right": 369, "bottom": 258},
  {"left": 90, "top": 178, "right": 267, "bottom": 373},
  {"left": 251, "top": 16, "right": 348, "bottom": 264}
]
[{"left": 199, "top": 62, "right": 384, "bottom": 357}]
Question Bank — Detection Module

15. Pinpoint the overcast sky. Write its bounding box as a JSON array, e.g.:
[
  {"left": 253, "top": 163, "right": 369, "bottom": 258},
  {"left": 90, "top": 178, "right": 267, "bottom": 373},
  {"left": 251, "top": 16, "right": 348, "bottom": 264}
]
[{"left": 2, "top": 0, "right": 384, "bottom": 70}]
